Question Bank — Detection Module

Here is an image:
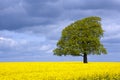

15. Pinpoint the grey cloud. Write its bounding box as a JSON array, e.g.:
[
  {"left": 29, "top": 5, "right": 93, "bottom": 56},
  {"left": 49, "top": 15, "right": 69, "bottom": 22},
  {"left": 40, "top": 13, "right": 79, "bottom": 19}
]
[
  {"left": 0, "top": 0, "right": 61, "bottom": 30},
  {"left": 0, "top": 0, "right": 20, "bottom": 10},
  {"left": 0, "top": 0, "right": 120, "bottom": 30},
  {"left": 23, "top": 0, "right": 60, "bottom": 17},
  {"left": 0, "top": 30, "right": 52, "bottom": 54},
  {"left": 24, "top": 0, "right": 58, "bottom": 4},
  {"left": 17, "top": 20, "right": 72, "bottom": 41},
  {"left": 62, "top": 0, "right": 120, "bottom": 10},
  {"left": 103, "top": 37, "right": 120, "bottom": 44}
]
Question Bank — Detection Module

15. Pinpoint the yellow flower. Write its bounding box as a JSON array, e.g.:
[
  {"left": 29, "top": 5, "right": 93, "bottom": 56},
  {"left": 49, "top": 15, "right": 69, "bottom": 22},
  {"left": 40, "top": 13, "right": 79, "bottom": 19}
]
[{"left": 0, "top": 62, "right": 120, "bottom": 80}]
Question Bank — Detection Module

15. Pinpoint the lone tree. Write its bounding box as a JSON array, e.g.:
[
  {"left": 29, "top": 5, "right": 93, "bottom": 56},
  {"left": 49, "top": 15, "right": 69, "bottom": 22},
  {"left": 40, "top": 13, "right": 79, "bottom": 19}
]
[{"left": 53, "top": 16, "right": 107, "bottom": 63}]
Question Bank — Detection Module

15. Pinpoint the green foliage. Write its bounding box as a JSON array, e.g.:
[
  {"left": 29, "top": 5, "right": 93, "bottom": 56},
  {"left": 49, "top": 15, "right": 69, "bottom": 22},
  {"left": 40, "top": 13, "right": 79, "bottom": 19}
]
[{"left": 53, "top": 16, "right": 107, "bottom": 56}]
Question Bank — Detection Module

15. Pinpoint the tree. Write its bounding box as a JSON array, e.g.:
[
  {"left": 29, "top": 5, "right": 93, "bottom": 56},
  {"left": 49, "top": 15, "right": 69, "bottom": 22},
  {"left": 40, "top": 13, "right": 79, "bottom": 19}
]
[{"left": 53, "top": 16, "right": 107, "bottom": 63}]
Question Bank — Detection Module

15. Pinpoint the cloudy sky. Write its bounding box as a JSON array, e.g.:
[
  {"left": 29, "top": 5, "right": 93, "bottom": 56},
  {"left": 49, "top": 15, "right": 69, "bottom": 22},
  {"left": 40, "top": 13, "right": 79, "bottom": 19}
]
[{"left": 0, "top": 0, "right": 120, "bottom": 62}]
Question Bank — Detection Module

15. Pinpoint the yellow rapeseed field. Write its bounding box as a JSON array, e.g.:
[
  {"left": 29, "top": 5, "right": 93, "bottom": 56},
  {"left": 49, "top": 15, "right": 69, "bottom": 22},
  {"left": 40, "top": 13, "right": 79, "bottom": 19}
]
[{"left": 0, "top": 62, "right": 120, "bottom": 80}]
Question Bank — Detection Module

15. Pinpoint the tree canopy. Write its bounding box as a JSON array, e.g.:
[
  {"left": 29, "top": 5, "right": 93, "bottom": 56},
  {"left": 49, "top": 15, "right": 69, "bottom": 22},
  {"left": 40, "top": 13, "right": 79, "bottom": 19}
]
[{"left": 53, "top": 16, "right": 107, "bottom": 63}]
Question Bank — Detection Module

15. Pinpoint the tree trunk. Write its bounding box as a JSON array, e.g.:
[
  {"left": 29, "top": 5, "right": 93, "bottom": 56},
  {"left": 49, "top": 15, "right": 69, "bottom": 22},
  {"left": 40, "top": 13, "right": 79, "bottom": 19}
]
[{"left": 83, "top": 53, "right": 88, "bottom": 63}]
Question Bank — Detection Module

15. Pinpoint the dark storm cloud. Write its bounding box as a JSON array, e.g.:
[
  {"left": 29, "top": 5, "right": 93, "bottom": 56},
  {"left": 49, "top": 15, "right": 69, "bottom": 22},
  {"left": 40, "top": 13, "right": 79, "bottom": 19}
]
[
  {"left": 0, "top": 0, "right": 61, "bottom": 30},
  {"left": 0, "top": 0, "right": 120, "bottom": 30},
  {"left": 63, "top": 0, "right": 120, "bottom": 10},
  {"left": 23, "top": 0, "right": 60, "bottom": 17},
  {"left": 0, "top": 0, "right": 20, "bottom": 10}
]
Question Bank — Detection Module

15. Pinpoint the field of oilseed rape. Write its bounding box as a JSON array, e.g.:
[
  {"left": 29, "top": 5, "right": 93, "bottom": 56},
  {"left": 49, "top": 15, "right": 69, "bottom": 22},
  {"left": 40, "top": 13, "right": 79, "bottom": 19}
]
[{"left": 0, "top": 62, "right": 120, "bottom": 80}]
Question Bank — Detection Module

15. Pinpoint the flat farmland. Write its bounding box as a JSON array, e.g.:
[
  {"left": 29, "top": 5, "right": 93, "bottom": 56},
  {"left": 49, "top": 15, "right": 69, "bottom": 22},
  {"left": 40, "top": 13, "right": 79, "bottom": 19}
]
[{"left": 0, "top": 62, "right": 120, "bottom": 80}]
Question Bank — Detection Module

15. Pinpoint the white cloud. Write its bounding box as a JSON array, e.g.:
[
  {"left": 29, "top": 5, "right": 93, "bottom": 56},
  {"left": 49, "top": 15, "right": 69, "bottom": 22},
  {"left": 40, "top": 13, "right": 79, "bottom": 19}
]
[
  {"left": 39, "top": 45, "right": 51, "bottom": 51},
  {"left": 0, "top": 37, "right": 17, "bottom": 47},
  {"left": 103, "top": 23, "right": 120, "bottom": 35}
]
